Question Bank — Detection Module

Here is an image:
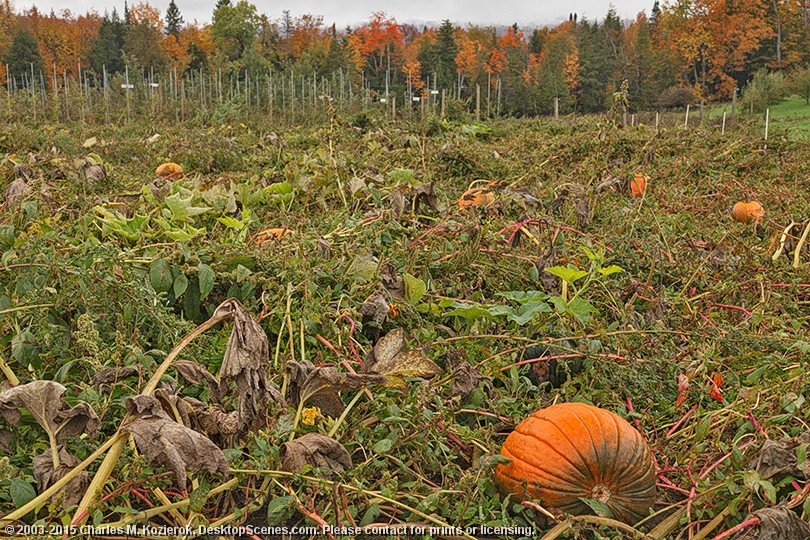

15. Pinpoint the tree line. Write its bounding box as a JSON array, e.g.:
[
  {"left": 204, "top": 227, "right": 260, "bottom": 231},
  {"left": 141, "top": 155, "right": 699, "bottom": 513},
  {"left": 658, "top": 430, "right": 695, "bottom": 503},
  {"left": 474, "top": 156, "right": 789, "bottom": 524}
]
[{"left": 1, "top": 0, "right": 809, "bottom": 117}]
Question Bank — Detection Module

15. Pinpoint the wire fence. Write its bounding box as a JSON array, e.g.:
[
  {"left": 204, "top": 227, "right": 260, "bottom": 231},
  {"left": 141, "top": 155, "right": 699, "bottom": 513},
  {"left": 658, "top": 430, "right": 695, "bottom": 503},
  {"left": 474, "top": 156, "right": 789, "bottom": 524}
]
[
  {"left": 1, "top": 63, "right": 463, "bottom": 125},
  {"left": 2, "top": 63, "right": 760, "bottom": 133}
]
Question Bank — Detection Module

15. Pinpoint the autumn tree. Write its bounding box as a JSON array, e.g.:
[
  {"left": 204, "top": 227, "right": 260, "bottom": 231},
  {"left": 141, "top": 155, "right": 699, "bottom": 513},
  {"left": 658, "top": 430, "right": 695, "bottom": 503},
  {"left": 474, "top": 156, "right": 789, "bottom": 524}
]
[
  {"left": 183, "top": 23, "right": 215, "bottom": 72},
  {"left": 4, "top": 28, "right": 43, "bottom": 85},
  {"left": 351, "top": 12, "right": 403, "bottom": 90},
  {"left": 660, "top": 0, "right": 771, "bottom": 99},
  {"left": 123, "top": 2, "right": 167, "bottom": 70},
  {"left": 0, "top": 0, "right": 15, "bottom": 70}
]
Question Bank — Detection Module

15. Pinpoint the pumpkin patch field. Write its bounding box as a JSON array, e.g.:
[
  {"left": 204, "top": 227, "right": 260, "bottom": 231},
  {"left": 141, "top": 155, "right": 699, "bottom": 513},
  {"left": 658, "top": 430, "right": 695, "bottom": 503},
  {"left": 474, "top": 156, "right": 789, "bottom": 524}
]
[{"left": 0, "top": 114, "right": 808, "bottom": 539}]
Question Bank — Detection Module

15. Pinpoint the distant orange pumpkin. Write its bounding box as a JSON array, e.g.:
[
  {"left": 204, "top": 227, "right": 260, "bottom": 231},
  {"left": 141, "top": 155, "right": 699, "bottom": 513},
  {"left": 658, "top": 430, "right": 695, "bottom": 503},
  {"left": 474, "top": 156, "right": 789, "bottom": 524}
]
[
  {"left": 155, "top": 162, "right": 184, "bottom": 177},
  {"left": 458, "top": 187, "right": 496, "bottom": 209},
  {"left": 254, "top": 228, "right": 293, "bottom": 245},
  {"left": 630, "top": 172, "right": 648, "bottom": 197},
  {"left": 731, "top": 201, "right": 764, "bottom": 224}
]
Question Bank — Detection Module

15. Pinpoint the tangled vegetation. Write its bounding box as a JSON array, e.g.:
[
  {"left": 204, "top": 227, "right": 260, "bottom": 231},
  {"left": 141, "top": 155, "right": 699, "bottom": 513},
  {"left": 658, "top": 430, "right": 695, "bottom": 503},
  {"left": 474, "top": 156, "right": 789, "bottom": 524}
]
[{"left": 0, "top": 110, "right": 808, "bottom": 539}]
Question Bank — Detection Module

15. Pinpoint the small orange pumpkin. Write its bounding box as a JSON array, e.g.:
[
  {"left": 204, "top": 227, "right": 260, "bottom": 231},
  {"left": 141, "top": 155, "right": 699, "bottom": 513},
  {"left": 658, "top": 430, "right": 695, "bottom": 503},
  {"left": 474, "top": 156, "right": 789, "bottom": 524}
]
[
  {"left": 254, "top": 227, "right": 293, "bottom": 245},
  {"left": 458, "top": 187, "right": 496, "bottom": 209},
  {"left": 155, "top": 162, "right": 184, "bottom": 177},
  {"left": 730, "top": 201, "right": 764, "bottom": 224},
  {"left": 494, "top": 402, "right": 656, "bottom": 524},
  {"left": 630, "top": 172, "right": 648, "bottom": 197}
]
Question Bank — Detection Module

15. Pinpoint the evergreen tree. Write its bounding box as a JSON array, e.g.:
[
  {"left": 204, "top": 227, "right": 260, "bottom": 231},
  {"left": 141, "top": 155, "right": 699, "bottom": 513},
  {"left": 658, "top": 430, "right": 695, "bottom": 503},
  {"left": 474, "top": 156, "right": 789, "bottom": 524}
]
[
  {"left": 165, "top": 0, "right": 183, "bottom": 37},
  {"left": 124, "top": 0, "right": 131, "bottom": 26},
  {"left": 215, "top": 0, "right": 231, "bottom": 10},
  {"left": 418, "top": 20, "right": 458, "bottom": 90},
  {"left": 650, "top": 1, "right": 661, "bottom": 26},
  {"left": 90, "top": 9, "right": 127, "bottom": 75},
  {"left": 529, "top": 28, "right": 547, "bottom": 54},
  {"left": 4, "top": 28, "right": 44, "bottom": 86}
]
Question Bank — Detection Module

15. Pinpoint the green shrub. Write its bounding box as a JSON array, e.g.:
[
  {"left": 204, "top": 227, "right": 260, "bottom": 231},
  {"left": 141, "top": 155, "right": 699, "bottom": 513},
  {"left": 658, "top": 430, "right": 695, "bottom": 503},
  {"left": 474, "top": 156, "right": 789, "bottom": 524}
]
[{"left": 740, "top": 69, "right": 788, "bottom": 113}]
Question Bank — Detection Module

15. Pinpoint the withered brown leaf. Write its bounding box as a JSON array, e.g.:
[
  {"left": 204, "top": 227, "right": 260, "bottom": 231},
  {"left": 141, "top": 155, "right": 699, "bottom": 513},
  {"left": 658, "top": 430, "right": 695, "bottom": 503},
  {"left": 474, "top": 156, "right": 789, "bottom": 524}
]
[
  {"left": 286, "top": 360, "right": 386, "bottom": 417},
  {"left": 388, "top": 188, "right": 407, "bottom": 215},
  {"left": 0, "top": 380, "right": 99, "bottom": 442},
  {"left": 450, "top": 363, "right": 491, "bottom": 399},
  {"left": 575, "top": 198, "right": 590, "bottom": 229},
  {"left": 281, "top": 433, "right": 352, "bottom": 477},
  {"left": 359, "top": 291, "right": 389, "bottom": 326},
  {"left": 749, "top": 431, "right": 810, "bottom": 480},
  {"left": 364, "top": 328, "right": 443, "bottom": 389},
  {"left": 0, "top": 428, "right": 12, "bottom": 452},
  {"left": 32, "top": 448, "right": 90, "bottom": 508},
  {"left": 92, "top": 366, "right": 139, "bottom": 391},
  {"left": 173, "top": 360, "right": 224, "bottom": 402},
  {"left": 4, "top": 178, "right": 31, "bottom": 204},
  {"left": 217, "top": 299, "right": 270, "bottom": 432},
  {"left": 730, "top": 507, "right": 810, "bottom": 540},
  {"left": 123, "top": 395, "right": 229, "bottom": 491}
]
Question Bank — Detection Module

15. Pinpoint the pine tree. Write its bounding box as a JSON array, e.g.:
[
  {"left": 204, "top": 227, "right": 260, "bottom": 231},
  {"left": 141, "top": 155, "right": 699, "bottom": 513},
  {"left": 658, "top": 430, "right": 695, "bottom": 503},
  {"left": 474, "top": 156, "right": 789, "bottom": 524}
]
[
  {"left": 215, "top": 0, "right": 231, "bottom": 9},
  {"left": 4, "top": 28, "right": 44, "bottom": 86},
  {"left": 418, "top": 20, "right": 458, "bottom": 91},
  {"left": 650, "top": 1, "right": 661, "bottom": 26},
  {"left": 124, "top": 1, "right": 131, "bottom": 26},
  {"left": 165, "top": 0, "right": 183, "bottom": 37},
  {"left": 90, "top": 10, "right": 127, "bottom": 75}
]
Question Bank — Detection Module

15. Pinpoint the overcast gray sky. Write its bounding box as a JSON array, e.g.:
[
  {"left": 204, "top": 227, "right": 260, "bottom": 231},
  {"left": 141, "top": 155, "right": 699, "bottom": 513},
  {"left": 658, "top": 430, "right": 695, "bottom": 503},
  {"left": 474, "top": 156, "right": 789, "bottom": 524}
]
[{"left": 16, "top": 0, "right": 652, "bottom": 28}]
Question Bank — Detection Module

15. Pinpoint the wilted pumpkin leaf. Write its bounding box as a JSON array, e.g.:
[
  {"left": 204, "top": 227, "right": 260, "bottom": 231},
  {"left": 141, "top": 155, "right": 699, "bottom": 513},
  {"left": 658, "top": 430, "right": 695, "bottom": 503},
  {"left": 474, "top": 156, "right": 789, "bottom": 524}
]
[
  {"left": 217, "top": 299, "right": 271, "bottom": 432},
  {"left": 575, "top": 198, "right": 590, "bottom": 229},
  {"left": 387, "top": 188, "right": 407, "bottom": 215},
  {"left": 0, "top": 380, "right": 99, "bottom": 443},
  {"left": 4, "top": 178, "right": 31, "bottom": 204},
  {"left": 364, "top": 328, "right": 443, "bottom": 389},
  {"left": 749, "top": 431, "right": 810, "bottom": 480},
  {"left": 380, "top": 263, "right": 404, "bottom": 299},
  {"left": 286, "top": 359, "right": 386, "bottom": 417},
  {"left": 730, "top": 507, "right": 810, "bottom": 540},
  {"left": 450, "top": 363, "right": 491, "bottom": 399},
  {"left": 403, "top": 273, "right": 426, "bottom": 305},
  {"left": 0, "top": 428, "right": 12, "bottom": 452},
  {"left": 91, "top": 366, "right": 139, "bottom": 390},
  {"left": 359, "top": 291, "right": 389, "bottom": 326},
  {"left": 281, "top": 433, "right": 351, "bottom": 477},
  {"left": 183, "top": 397, "right": 240, "bottom": 437},
  {"left": 414, "top": 182, "right": 443, "bottom": 213},
  {"left": 123, "top": 395, "right": 229, "bottom": 491},
  {"left": 32, "top": 448, "right": 89, "bottom": 508},
  {"left": 173, "top": 360, "right": 224, "bottom": 402},
  {"left": 347, "top": 252, "right": 378, "bottom": 282}
]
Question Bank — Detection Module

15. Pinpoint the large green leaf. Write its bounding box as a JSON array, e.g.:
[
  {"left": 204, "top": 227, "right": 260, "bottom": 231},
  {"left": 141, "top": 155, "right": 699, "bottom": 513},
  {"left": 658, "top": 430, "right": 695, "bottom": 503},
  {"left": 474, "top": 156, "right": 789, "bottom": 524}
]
[
  {"left": 568, "top": 298, "right": 597, "bottom": 324},
  {"left": 198, "top": 264, "right": 215, "bottom": 300},
  {"left": 162, "top": 192, "right": 211, "bottom": 223},
  {"left": 545, "top": 266, "right": 588, "bottom": 285},
  {"left": 403, "top": 273, "right": 427, "bottom": 305},
  {"left": 173, "top": 273, "right": 189, "bottom": 298},
  {"left": 9, "top": 478, "right": 36, "bottom": 509},
  {"left": 149, "top": 258, "right": 173, "bottom": 294},
  {"left": 507, "top": 300, "right": 551, "bottom": 326}
]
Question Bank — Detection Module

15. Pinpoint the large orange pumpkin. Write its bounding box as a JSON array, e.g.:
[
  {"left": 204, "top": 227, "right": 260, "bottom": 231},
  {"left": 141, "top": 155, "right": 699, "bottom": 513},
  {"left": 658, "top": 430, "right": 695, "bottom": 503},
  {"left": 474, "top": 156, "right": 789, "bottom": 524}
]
[
  {"left": 730, "top": 201, "right": 764, "bottom": 224},
  {"left": 494, "top": 402, "right": 656, "bottom": 524}
]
